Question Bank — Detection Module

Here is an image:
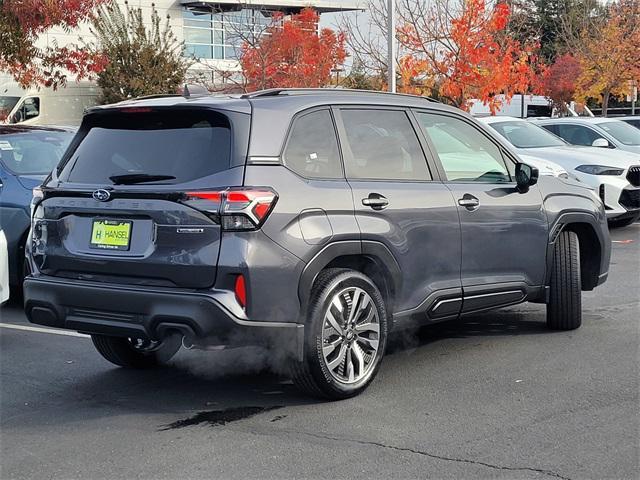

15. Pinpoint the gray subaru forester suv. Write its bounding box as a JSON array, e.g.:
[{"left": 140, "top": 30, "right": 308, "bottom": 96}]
[{"left": 24, "top": 89, "right": 611, "bottom": 399}]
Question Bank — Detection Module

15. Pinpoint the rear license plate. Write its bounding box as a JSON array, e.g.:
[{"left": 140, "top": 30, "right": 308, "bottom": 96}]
[{"left": 90, "top": 220, "right": 132, "bottom": 251}]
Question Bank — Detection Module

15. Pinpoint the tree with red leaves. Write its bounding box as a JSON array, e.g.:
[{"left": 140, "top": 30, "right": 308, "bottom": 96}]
[
  {"left": 0, "top": 0, "right": 108, "bottom": 88},
  {"left": 395, "top": 0, "right": 543, "bottom": 112},
  {"left": 240, "top": 8, "right": 347, "bottom": 92},
  {"left": 540, "top": 53, "right": 581, "bottom": 114}
]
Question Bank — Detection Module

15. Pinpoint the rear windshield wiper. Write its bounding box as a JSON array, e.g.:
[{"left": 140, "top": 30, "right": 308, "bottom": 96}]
[{"left": 109, "top": 174, "right": 176, "bottom": 185}]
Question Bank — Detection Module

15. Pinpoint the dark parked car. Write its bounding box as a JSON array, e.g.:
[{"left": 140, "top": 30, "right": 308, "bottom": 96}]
[
  {"left": 24, "top": 90, "right": 611, "bottom": 399},
  {"left": 0, "top": 125, "right": 75, "bottom": 293}
]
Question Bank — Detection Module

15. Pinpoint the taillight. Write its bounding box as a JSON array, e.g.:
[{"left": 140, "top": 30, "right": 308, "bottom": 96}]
[{"left": 183, "top": 187, "right": 277, "bottom": 231}]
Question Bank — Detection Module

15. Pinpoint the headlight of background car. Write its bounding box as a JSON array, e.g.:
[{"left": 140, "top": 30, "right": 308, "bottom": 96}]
[{"left": 574, "top": 165, "right": 624, "bottom": 175}]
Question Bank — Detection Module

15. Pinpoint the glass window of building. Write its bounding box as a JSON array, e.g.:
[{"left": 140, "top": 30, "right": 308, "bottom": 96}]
[{"left": 183, "top": 8, "right": 273, "bottom": 61}]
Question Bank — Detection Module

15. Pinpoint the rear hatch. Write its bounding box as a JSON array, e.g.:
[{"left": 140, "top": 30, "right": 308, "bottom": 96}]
[{"left": 32, "top": 106, "right": 250, "bottom": 289}]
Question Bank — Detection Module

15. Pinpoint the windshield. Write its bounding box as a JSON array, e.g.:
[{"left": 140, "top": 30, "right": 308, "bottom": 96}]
[
  {"left": 58, "top": 109, "right": 232, "bottom": 185},
  {"left": 0, "top": 96, "right": 20, "bottom": 120},
  {"left": 489, "top": 121, "right": 567, "bottom": 148},
  {"left": 0, "top": 130, "right": 74, "bottom": 175},
  {"left": 596, "top": 121, "right": 640, "bottom": 146}
]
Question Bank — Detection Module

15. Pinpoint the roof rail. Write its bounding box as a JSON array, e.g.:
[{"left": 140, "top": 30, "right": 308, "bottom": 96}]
[
  {"left": 241, "top": 88, "right": 439, "bottom": 103},
  {"left": 132, "top": 85, "right": 212, "bottom": 102}
]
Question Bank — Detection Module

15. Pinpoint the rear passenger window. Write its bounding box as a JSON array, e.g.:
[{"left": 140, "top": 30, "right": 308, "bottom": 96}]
[
  {"left": 555, "top": 124, "right": 604, "bottom": 146},
  {"left": 341, "top": 109, "right": 430, "bottom": 181},
  {"left": 283, "top": 109, "right": 342, "bottom": 179}
]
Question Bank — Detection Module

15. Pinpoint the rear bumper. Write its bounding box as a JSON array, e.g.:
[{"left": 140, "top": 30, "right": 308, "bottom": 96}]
[{"left": 24, "top": 276, "right": 303, "bottom": 359}]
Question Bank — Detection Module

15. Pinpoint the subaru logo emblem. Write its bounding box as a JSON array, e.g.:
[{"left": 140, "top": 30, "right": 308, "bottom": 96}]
[{"left": 92, "top": 189, "right": 111, "bottom": 202}]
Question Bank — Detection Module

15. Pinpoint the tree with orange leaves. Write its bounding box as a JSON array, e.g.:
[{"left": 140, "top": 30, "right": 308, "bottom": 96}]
[
  {"left": 0, "top": 0, "right": 108, "bottom": 88},
  {"left": 564, "top": 0, "right": 640, "bottom": 116},
  {"left": 240, "top": 8, "right": 347, "bottom": 92},
  {"left": 397, "top": 0, "right": 542, "bottom": 113}
]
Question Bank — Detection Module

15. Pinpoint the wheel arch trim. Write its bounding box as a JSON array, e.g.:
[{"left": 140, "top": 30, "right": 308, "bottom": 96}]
[
  {"left": 298, "top": 240, "right": 402, "bottom": 316},
  {"left": 546, "top": 212, "right": 610, "bottom": 291}
]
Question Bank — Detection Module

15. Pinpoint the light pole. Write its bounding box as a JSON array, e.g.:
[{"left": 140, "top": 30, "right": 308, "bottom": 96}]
[
  {"left": 387, "top": 0, "right": 396, "bottom": 93},
  {"left": 331, "top": 67, "right": 344, "bottom": 88}
]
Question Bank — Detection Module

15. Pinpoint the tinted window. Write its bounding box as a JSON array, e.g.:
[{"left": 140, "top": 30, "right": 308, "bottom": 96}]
[
  {"left": 622, "top": 119, "right": 640, "bottom": 129},
  {"left": 341, "top": 109, "right": 430, "bottom": 181},
  {"left": 283, "top": 109, "right": 342, "bottom": 179},
  {"left": 416, "top": 112, "right": 511, "bottom": 183},
  {"left": 526, "top": 105, "right": 552, "bottom": 117},
  {"left": 553, "top": 124, "right": 603, "bottom": 146},
  {"left": 59, "top": 110, "right": 231, "bottom": 184},
  {"left": 0, "top": 130, "right": 73, "bottom": 175},
  {"left": 490, "top": 121, "right": 566, "bottom": 148},
  {"left": 541, "top": 124, "right": 560, "bottom": 136}
]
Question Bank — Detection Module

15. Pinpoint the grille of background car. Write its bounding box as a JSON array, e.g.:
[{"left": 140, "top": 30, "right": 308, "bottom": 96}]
[
  {"left": 619, "top": 189, "right": 640, "bottom": 210},
  {"left": 626, "top": 166, "right": 640, "bottom": 187}
]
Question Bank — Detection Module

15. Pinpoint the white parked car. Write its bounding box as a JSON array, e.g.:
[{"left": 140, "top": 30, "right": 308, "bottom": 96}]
[
  {"left": 1, "top": 230, "right": 9, "bottom": 304},
  {"left": 516, "top": 154, "right": 571, "bottom": 179},
  {"left": 616, "top": 116, "right": 640, "bottom": 130},
  {"left": 479, "top": 116, "right": 640, "bottom": 228},
  {"left": 532, "top": 117, "right": 640, "bottom": 155}
]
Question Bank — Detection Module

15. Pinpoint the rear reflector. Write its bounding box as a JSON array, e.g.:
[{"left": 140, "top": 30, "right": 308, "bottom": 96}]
[
  {"left": 234, "top": 274, "right": 247, "bottom": 309},
  {"left": 183, "top": 187, "right": 277, "bottom": 231}
]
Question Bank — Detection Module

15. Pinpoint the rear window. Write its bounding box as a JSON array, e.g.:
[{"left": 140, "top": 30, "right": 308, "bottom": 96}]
[
  {"left": 0, "top": 130, "right": 73, "bottom": 175},
  {"left": 59, "top": 109, "right": 231, "bottom": 184}
]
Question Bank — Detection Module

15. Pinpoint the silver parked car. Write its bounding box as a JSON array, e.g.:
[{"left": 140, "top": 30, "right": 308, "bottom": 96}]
[{"left": 532, "top": 117, "right": 640, "bottom": 155}]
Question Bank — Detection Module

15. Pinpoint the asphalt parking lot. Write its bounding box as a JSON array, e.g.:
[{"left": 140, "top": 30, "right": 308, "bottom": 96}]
[{"left": 1, "top": 224, "right": 638, "bottom": 480}]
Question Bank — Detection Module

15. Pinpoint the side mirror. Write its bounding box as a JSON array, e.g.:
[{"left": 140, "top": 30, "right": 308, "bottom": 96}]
[
  {"left": 592, "top": 138, "right": 610, "bottom": 148},
  {"left": 515, "top": 163, "right": 539, "bottom": 193}
]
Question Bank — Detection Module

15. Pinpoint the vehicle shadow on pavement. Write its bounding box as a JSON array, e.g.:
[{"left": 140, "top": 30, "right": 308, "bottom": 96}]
[
  {"left": 4, "top": 305, "right": 554, "bottom": 429},
  {"left": 386, "top": 305, "right": 549, "bottom": 355},
  {"left": 59, "top": 306, "right": 551, "bottom": 415}
]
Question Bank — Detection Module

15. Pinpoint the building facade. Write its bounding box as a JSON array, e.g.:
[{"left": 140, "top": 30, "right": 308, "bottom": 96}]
[{"left": 31, "top": 0, "right": 361, "bottom": 86}]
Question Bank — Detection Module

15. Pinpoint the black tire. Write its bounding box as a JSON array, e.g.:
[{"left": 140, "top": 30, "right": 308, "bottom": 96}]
[
  {"left": 291, "top": 268, "right": 388, "bottom": 400},
  {"left": 91, "top": 335, "right": 180, "bottom": 368},
  {"left": 608, "top": 214, "right": 640, "bottom": 229},
  {"left": 546, "top": 230, "right": 582, "bottom": 330}
]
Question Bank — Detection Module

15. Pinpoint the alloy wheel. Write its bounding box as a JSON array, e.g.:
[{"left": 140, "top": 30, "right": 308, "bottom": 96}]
[{"left": 321, "top": 286, "right": 381, "bottom": 384}]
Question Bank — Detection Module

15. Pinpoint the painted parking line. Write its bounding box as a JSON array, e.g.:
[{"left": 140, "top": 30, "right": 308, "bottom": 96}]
[{"left": 0, "top": 323, "right": 89, "bottom": 338}]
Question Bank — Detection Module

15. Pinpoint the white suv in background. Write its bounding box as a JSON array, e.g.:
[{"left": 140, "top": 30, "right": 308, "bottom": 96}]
[
  {"left": 479, "top": 116, "right": 640, "bottom": 228},
  {"left": 532, "top": 117, "right": 640, "bottom": 155}
]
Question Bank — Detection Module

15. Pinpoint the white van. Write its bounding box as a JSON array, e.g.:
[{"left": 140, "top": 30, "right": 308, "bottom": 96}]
[
  {"left": 469, "top": 94, "right": 595, "bottom": 118},
  {"left": 0, "top": 81, "right": 99, "bottom": 126},
  {"left": 470, "top": 95, "right": 554, "bottom": 118}
]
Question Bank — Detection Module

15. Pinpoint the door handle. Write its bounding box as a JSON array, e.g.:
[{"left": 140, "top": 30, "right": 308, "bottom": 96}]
[
  {"left": 362, "top": 193, "right": 389, "bottom": 210},
  {"left": 458, "top": 194, "right": 480, "bottom": 210}
]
